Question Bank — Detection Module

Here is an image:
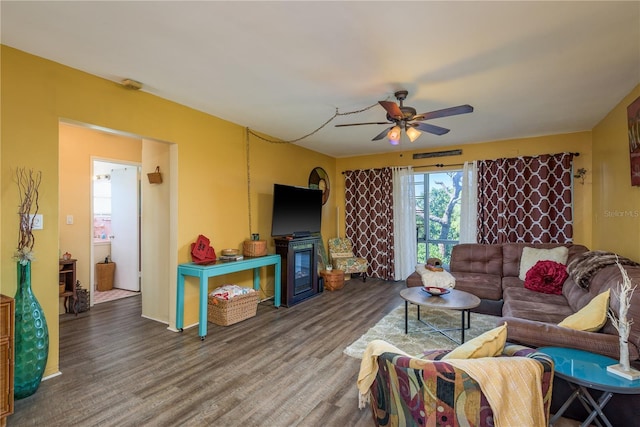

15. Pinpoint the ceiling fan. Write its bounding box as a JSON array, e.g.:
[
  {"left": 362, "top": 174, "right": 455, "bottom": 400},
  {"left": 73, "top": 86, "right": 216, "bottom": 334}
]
[{"left": 335, "top": 90, "right": 473, "bottom": 145}]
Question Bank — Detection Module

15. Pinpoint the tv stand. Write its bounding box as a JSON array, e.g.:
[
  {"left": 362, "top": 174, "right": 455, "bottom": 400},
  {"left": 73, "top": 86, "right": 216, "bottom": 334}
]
[{"left": 275, "top": 236, "right": 321, "bottom": 306}]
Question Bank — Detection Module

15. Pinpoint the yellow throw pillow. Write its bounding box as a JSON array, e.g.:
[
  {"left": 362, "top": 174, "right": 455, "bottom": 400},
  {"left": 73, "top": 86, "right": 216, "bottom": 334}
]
[
  {"left": 558, "top": 289, "right": 610, "bottom": 332},
  {"left": 442, "top": 323, "right": 507, "bottom": 359}
]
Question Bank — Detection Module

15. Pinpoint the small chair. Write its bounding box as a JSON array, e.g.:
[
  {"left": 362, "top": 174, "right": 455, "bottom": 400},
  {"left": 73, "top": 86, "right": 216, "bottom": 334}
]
[{"left": 328, "top": 237, "right": 367, "bottom": 281}]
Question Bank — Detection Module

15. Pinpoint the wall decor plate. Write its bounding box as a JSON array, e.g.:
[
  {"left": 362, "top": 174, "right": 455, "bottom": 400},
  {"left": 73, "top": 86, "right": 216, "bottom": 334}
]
[{"left": 308, "top": 167, "right": 330, "bottom": 205}]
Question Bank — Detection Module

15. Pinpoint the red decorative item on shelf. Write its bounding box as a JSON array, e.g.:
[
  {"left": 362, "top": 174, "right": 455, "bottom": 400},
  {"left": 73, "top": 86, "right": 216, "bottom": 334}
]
[{"left": 190, "top": 234, "right": 216, "bottom": 264}]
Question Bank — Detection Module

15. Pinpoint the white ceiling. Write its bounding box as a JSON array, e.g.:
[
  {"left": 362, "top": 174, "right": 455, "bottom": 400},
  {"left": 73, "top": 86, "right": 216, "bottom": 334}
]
[{"left": 2, "top": 1, "right": 639, "bottom": 158}]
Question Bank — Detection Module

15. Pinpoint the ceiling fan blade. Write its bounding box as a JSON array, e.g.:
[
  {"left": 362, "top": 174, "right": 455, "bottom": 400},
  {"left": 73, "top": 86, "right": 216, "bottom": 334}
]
[
  {"left": 413, "top": 122, "right": 450, "bottom": 136},
  {"left": 335, "top": 122, "right": 391, "bottom": 127},
  {"left": 372, "top": 126, "right": 393, "bottom": 141},
  {"left": 414, "top": 104, "right": 474, "bottom": 121},
  {"left": 378, "top": 100, "right": 403, "bottom": 120}
]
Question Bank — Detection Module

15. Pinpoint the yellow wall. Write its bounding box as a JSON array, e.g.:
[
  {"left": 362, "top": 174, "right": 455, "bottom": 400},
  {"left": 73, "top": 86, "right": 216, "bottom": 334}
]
[
  {"left": 1, "top": 46, "right": 337, "bottom": 376},
  {"left": 2, "top": 43, "right": 637, "bottom": 380},
  {"left": 59, "top": 123, "right": 142, "bottom": 294},
  {"left": 592, "top": 84, "right": 640, "bottom": 260},
  {"left": 335, "top": 132, "right": 593, "bottom": 247}
]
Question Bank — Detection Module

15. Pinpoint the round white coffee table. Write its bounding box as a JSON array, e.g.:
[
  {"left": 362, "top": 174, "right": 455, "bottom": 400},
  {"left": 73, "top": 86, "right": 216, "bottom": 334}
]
[{"left": 400, "top": 287, "right": 481, "bottom": 343}]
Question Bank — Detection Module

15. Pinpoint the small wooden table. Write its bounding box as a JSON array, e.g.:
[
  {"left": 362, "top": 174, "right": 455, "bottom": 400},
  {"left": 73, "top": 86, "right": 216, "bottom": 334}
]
[
  {"left": 540, "top": 346, "right": 640, "bottom": 427},
  {"left": 400, "top": 287, "right": 481, "bottom": 343},
  {"left": 59, "top": 259, "right": 78, "bottom": 315}
]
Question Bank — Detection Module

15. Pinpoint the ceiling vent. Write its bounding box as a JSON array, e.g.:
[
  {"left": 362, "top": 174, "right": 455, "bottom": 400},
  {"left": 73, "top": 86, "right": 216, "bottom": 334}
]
[{"left": 413, "top": 149, "right": 462, "bottom": 159}]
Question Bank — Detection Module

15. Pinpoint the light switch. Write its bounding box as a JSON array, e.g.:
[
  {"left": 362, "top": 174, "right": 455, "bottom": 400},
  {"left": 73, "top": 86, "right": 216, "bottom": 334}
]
[
  {"left": 66, "top": 215, "right": 74, "bottom": 225},
  {"left": 30, "top": 214, "right": 43, "bottom": 230}
]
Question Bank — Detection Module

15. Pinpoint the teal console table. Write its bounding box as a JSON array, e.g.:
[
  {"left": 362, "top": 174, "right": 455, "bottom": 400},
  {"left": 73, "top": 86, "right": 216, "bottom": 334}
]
[{"left": 176, "top": 254, "right": 281, "bottom": 340}]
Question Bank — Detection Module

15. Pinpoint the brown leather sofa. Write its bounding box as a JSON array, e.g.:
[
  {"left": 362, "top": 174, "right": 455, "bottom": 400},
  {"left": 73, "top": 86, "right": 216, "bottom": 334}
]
[
  {"left": 406, "top": 243, "right": 640, "bottom": 362},
  {"left": 406, "top": 243, "right": 640, "bottom": 424}
]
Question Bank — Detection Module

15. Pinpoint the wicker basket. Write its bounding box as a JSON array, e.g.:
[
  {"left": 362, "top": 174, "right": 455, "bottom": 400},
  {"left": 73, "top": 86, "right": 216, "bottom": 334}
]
[
  {"left": 322, "top": 270, "right": 345, "bottom": 291},
  {"left": 207, "top": 292, "right": 258, "bottom": 326},
  {"left": 243, "top": 240, "right": 267, "bottom": 257},
  {"left": 96, "top": 262, "right": 115, "bottom": 291}
]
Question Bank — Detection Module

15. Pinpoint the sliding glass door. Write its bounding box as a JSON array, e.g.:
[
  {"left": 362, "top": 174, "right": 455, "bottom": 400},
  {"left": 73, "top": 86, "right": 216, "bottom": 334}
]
[{"left": 414, "top": 171, "right": 462, "bottom": 267}]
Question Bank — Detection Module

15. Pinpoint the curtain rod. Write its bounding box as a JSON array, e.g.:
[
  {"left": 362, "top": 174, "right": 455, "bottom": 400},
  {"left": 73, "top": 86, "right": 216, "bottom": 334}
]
[
  {"left": 414, "top": 163, "right": 464, "bottom": 170},
  {"left": 341, "top": 152, "right": 580, "bottom": 174},
  {"left": 412, "top": 152, "right": 580, "bottom": 170}
]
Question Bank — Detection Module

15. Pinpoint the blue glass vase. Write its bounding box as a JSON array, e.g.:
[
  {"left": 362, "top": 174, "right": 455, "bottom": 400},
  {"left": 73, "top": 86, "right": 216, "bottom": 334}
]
[{"left": 14, "top": 261, "right": 49, "bottom": 399}]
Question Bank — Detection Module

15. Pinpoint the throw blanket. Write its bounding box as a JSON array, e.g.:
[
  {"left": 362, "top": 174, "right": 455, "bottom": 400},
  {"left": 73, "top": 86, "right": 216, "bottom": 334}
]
[
  {"left": 357, "top": 340, "right": 409, "bottom": 409},
  {"left": 446, "top": 357, "right": 546, "bottom": 427},
  {"left": 415, "top": 264, "right": 456, "bottom": 288},
  {"left": 567, "top": 251, "right": 640, "bottom": 289}
]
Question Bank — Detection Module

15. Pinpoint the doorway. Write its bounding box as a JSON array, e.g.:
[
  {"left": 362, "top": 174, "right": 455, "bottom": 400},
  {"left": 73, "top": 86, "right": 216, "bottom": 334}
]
[
  {"left": 92, "top": 160, "right": 141, "bottom": 303},
  {"left": 59, "top": 121, "right": 175, "bottom": 324}
]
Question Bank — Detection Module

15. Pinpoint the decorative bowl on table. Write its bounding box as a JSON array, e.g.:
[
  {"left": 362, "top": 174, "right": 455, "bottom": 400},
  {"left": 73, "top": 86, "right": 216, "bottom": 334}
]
[
  {"left": 422, "top": 286, "right": 450, "bottom": 296},
  {"left": 221, "top": 249, "right": 239, "bottom": 256}
]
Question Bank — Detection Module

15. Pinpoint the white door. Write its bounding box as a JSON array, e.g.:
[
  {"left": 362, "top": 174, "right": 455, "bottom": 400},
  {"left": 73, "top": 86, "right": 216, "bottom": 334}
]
[{"left": 110, "top": 167, "right": 140, "bottom": 291}]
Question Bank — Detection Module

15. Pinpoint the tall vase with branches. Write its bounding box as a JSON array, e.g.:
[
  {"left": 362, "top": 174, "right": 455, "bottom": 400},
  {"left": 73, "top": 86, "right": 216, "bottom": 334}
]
[
  {"left": 606, "top": 260, "right": 640, "bottom": 380},
  {"left": 13, "top": 167, "right": 49, "bottom": 399}
]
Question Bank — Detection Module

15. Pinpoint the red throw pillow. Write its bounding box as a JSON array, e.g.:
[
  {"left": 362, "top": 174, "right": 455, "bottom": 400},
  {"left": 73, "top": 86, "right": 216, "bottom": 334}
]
[{"left": 524, "top": 260, "right": 568, "bottom": 295}]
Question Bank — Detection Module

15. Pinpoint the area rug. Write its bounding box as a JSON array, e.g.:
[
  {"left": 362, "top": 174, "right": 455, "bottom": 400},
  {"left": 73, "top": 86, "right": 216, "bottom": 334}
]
[
  {"left": 344, "top": 304, "right": 501, "bottom": 359},
  {"left": 94, "top": 288, "right": 140, "bottom": 304}
]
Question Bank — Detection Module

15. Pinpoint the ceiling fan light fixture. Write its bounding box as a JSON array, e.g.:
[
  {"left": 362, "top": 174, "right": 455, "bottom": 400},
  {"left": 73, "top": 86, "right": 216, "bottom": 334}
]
[
  {"left": 387, "top": 125, "right": 401, "bottom": 142},
  {"left": 406, "top": 126, "right": 422, "bottom": 142},
  {"left": 334, "top": 90, "right": 473, "bottom": 145}
]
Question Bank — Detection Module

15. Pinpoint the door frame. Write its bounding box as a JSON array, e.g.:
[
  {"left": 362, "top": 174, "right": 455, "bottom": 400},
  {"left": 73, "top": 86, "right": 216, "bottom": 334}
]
[
  {"left": 90, "top": 158, "right": 142, "bottom": 301},
  {"left": 59, "top": 119, "right": 177, "bottom": 325}
]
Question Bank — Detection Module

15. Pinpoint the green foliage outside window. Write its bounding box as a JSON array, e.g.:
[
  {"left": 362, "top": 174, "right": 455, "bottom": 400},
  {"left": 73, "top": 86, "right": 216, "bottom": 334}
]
[{"left": 415, "top": 171, "right": 462, "bottom": 267}]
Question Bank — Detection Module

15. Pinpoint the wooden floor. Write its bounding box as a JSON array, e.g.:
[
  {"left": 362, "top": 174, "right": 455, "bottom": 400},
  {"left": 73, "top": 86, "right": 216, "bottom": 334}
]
[{"left": 10, "top": 278, "right": 406, "bottom": 426}]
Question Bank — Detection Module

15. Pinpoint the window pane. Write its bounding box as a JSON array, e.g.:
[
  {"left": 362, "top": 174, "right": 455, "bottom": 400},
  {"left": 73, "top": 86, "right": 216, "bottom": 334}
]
[
  {"left": 427, "top": 241, "right": 456, "bottom": 267},
  {"left": 417, "top": 242, "right": 427, "bottom": 264},
  {"left": 414, "top": 170, "right": 462, "bottom": 267}
]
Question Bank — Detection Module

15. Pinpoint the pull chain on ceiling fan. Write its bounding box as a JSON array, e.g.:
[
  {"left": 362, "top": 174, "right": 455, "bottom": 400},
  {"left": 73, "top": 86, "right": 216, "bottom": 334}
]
[{"left": 335, "top": 90, "right": 473, "bottom": 145}]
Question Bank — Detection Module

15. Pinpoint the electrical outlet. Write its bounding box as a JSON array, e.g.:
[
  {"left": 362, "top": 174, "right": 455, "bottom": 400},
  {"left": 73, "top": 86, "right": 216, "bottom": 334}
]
[
  {"left": 30, "top": 214, "right": 43, "bottom": 230},
  {"left": 66, "top": 215, "right": 74, "bottom": 225}
]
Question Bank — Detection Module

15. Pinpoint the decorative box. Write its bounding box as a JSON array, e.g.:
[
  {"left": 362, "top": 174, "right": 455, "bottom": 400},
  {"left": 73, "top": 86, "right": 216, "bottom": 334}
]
[{"left": 207, "top": 292, "right": 258, "bottom": 326}]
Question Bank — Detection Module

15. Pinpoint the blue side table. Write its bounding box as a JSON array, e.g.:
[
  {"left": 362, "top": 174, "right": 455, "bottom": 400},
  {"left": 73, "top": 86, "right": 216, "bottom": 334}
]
[{"left": 539, "top": 347, "right": 640, "bottom": 427}]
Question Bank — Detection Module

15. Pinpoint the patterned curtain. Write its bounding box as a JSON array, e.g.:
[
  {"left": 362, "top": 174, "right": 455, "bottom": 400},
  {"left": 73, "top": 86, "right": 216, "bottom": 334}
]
[
  {"left": 477, "top": 153, "right": 574, "bottom": 244},
  {"left": 344, "top": 168, "right": 394, "bottom": 280}
]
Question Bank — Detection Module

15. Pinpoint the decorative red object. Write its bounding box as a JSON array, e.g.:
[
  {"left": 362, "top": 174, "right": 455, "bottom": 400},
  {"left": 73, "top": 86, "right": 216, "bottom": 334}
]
[
  {"left": 524, "top": 260, "right": 568, "bottom": 295},
  {"left": 190, "top": 234, "right": 216, "bottom": 264}
]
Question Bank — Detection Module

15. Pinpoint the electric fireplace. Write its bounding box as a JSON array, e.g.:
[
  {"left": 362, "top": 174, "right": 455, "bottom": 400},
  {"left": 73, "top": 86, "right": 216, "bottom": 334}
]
[{"left": 275, "top": 236, "right": 321, "bottom": 306}]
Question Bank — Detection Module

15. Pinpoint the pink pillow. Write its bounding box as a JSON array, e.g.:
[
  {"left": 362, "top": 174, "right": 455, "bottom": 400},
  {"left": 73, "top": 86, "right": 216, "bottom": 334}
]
[{"left": 524, "top": 260, "right": 568, "bottom": 295}]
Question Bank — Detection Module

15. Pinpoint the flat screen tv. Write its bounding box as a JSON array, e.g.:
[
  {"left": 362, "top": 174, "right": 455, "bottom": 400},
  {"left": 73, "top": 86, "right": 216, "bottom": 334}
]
[{"left": 271, "top": 184, "right": 322, "bottom": 237}]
